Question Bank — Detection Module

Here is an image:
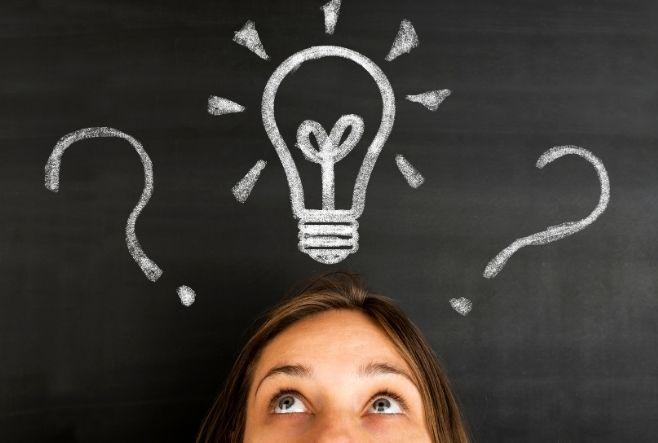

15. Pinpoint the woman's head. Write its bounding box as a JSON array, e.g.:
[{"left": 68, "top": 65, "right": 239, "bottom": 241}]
[{"left": 197, "top": 272, "right": 469, "bottom": 442}]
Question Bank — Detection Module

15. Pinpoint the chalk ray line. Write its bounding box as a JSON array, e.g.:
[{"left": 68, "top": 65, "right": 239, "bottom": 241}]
[
  {"left": 386, "top": 19, "right": 419, "bottom": 61},
  {"left": 449, "top": 297, "right": 473, "bottom": 316},
  {"left": 233, "top": 20, "right": 269, "bottom": 60},
  {"left": 45, "top": 127, "right": 163, "bottom": 282},
  {"left": 232, "top": 160, "right": 267, "bottom": 203},
  {"left": 322, "top": 0, "right": 342, "bottom": 34},
  {"left": 483, "top": 146, "right": 610, "bottom": 279},
  {"left": 395, "top": 154, "right": 425, "bottom": 188},
  {"left": 208, "top": 96, "right": 245, "bottom": 115},
  {"left": 406, "top": 89, "right": 451, "bottom": 111}
]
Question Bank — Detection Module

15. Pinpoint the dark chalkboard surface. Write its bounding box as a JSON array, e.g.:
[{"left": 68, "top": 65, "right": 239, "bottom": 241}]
[{"left": 2, "top": 0, "right": 657, "bottom": 441}]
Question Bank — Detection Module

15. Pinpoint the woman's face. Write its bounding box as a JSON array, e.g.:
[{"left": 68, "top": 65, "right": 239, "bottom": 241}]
[{"left": 244, "top": 309, "right": 432, "bottom": 442}]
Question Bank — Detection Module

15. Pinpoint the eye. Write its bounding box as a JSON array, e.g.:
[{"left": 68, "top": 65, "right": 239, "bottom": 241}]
[
  {"left": 368, "top": 393, "right": 405, "bottom": 415},
  {"left": 271, "top": 391, "right": 308, "bottom": 414}
]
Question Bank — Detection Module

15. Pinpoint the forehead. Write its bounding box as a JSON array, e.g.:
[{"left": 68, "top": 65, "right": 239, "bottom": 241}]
[{"left": 254, "top": 310, "right": 409, "bottom": 374}]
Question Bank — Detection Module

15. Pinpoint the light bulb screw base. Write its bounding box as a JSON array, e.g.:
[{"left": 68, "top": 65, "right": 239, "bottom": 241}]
[{"left": 298, "top": 218, "right": 359, "bottom": 264}]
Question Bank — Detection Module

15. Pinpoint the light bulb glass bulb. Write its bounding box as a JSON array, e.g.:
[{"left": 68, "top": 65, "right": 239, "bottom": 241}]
[{"left": 262, "top": 46, "right": 395, "bottom": 264}]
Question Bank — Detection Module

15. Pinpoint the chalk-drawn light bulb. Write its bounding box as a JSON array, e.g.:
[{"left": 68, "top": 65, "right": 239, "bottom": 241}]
[{"left": 262, "top": 46, "right": 396, "bottom": 264}]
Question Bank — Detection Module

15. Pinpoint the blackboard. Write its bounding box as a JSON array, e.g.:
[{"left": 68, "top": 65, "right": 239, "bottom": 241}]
[{"left": 2, "top": 0, "right": 658, "bottom": 441}]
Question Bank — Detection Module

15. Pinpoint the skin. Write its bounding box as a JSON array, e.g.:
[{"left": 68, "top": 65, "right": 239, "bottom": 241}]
[{"left": 244, "top": 309, "right": 432, "bottom": 442}]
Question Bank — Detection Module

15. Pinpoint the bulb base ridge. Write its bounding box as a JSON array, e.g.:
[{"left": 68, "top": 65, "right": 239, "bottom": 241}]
[{"left": 298, "top": 218, "right": 359, "bottom": 264}]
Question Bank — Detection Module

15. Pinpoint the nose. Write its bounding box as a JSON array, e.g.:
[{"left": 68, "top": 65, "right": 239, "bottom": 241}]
[{"left": 313, "top": 412, "right": 361, "bottom": 442}]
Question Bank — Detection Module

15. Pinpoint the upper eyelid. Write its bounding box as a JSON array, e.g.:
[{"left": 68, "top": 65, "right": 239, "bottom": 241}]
[
  {"left": 366, "top": 390, "right": 409, "bottom": 413},
  {"left": 269, "top": 389, "right": 310, "bottom": 412}
]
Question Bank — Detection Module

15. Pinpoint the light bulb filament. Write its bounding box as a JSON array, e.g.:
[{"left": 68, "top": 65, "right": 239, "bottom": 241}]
[{"left": 296, "top": 114, "right": 364, "bottom": 209}]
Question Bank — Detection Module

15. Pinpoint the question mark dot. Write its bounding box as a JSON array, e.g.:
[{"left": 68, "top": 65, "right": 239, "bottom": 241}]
[{"left": 177, "top": 286, "right": 196, "bottom": 307}]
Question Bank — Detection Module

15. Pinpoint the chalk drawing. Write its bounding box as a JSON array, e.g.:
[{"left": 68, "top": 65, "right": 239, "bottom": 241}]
[
  {"left": 449, "top": 297, "right": 472, "bottom": 316},
  {"left": 46, "top": 128, "right": 199, "bottom": 306},
  {"left": 45, "top": 127, "right": 163, "bottom": 282},
  {"left": 406, "top": 89, "right": 451, "bottom": 111},
  {"left": 322, "top": 0, "right": 342, "bottom": 35},
  {"left": 484, "top": 146, "right": 610, "bottom": 278},
  {"left": 395, "top": 154, "right": 425, "bottom": 189},
  {"left": 385, "top": 19, "right": 419, "bottom": 62},
  {"left": 208, "top": 96, "right": 245, "bottom": 115},
  {"left": 177, "top": 285, "right": 196, "bottom": 307},
  {"left": 232, "top": 160, "right": 267, "bottom": 203},
  {"left": 296, "top": 114, "right": 364, "bottom": 209},
  {"left": 262, "top": 46, "right": 395, "bottom": 264},
  {"left": 233, "top": 20, "right": 269, "bottom": 60}
]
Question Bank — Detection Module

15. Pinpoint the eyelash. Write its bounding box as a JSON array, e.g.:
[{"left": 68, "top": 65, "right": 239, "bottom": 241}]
[{"left": 268, "top": 388, "right": 409, "bottom": 414}]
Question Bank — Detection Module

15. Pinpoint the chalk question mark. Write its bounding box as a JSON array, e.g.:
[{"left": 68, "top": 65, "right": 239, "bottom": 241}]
[
  {"left": 484, "top": 145, "right": 610, "bottom": 279},
  {"left": 45, "top": 127, "right": 196, "bottom": 306}
]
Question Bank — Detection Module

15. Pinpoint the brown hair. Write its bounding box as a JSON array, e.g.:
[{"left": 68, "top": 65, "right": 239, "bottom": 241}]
[{"left": 196, "top": 271, "right": 469, "bottom": 442}]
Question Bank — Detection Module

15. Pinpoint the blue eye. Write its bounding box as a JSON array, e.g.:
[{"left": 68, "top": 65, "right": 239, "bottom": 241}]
[
  {"left": 272, "top": 393, "right": 308, "bottom": 414},
  {"left": 369, "top": 395, "right": 404, "bottom": 414}
]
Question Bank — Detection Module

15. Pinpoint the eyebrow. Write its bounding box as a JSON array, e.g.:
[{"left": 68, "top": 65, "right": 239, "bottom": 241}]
[
  {"left": 254, "top": 364, "right": 312, "bottom": 397},
  {"left": 358, "top": 362, "right": 418, "bottom": 388},
  {"left": 253, "top": 361, "right": 417, "bottom": 397}
]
